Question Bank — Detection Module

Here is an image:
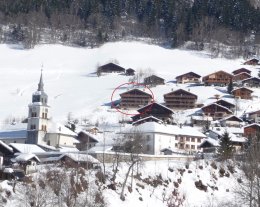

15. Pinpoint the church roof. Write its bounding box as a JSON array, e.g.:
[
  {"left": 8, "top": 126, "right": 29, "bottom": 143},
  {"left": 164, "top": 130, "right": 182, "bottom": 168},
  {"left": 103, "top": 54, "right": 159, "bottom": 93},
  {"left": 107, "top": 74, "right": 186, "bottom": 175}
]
[
  {"left": 38, "top": 69, "right": 44, "bottom": 92},
  {"left": 0, "top": 123, "right": 27, "bottom": 139}
]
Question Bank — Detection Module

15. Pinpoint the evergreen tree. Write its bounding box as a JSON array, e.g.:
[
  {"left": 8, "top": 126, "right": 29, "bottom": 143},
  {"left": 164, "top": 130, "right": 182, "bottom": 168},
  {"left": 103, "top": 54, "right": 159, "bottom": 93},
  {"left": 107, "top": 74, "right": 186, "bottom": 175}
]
[
  {"left": 258, "top": 70, "right": 260, "bottom": 78},
  {"left": 227, "top": 78, "right": 234, "bottom": 94},
  {"left": 217, "top": 131, "right": 233, "bottom": 160}
]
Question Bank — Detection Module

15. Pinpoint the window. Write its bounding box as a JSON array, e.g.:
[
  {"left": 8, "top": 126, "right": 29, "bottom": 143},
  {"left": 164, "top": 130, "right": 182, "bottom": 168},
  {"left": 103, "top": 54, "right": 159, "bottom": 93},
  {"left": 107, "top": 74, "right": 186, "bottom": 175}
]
[
  {"left": 175, "top": 143, "right": 178, "bottom": 147},
  {"left": 197, "top": 138, "right": 201, "bottom": 143},
  {"left": 186, "top": 144, "right": 190, "bottom": 149},
  {"left": 175, "top": 137, "right": 178, "bottom": 141},
  {"left": 30, "top": 125, "right": 36, "bottom": 130},
  {"left": 186, "top": 137, "right": 190, "bottom": 142},
  {"left": 191, "top": 145, "right": 195, "bottom": 149},
  {"left": 191, "top": 138, "right": 195, "bottom": 142},
  {"left": 31, "top": 112, "right": 37, "bottom": 117},
  {"left": 146, "top": 135, "right": 150, "bottom": 141}
]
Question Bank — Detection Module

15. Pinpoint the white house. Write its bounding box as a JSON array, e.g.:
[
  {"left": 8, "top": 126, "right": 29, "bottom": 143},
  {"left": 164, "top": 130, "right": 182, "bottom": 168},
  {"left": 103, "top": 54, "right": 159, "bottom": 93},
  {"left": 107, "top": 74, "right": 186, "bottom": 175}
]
[{"left": 119, "top": 122, "right": 206, "bottom": 155}]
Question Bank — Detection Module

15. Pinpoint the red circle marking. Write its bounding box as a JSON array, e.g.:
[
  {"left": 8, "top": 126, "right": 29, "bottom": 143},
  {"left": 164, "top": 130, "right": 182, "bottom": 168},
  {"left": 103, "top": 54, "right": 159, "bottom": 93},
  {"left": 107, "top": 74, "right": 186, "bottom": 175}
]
[{"left": 110, "top": 82, "right": 155, "bottom": 116}]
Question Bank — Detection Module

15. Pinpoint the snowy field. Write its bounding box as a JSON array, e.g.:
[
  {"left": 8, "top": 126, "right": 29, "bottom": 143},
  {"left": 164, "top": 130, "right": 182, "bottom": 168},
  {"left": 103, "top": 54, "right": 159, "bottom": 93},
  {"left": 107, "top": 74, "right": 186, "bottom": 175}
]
[{"left": 0, "top": 41, "right": 258, "bottom": 127}]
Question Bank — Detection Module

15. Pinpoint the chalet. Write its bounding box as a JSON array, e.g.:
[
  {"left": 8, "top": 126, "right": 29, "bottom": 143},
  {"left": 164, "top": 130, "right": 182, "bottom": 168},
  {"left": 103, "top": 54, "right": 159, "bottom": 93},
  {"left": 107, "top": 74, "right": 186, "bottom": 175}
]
[
  {"left": 164, "top": 89, "right": 198, "bottom": 109},
  {"left": 245, "top": 110, "right": 260, "bottom": 123},
  {"left": 202, "top": 70, "right": 233, "bottom": 86},
  {"left": 201, "top": 103, "right": 233, "bottom": 120},
  {"left": 242, "top": 77, "right": 260, "bottom": 87},
  {"left": 144, "top": 75, "right": 165, "bottom": 86},
  {"left": 175, "top": 72, "right": 201, "bottom": 84},
  {"left": 215, "top": 99, "right": 235, "bottom": 110},
  {"left": 232, "top": 68, "right": 251, "bottom": 75},
  {"left": 200, "top": 128, "right": 247, "bottom": 152},
  {"left": 219, "top": 115, "right": 243, "bottom": 127},
  {"left": 233, "top": 72, "right": 251, "bottom": 82},
  {"left": 0, "top": 141, "right": 14, "bottom": 166},
  {"left": 97, "top": 63, "right": 125, "bottom": 74},
  {"left": 119, "top": 122, "right": 206, "bottom": 155},
  {"left": 11, "top": 153, "right": 40, "bottom": 174},
  {"left": 125, "top": 68, "right": 135, "bottom": 76},
  {"left": 232, "top": 87, "right": 253, "bottom": 99},
  {"left": 76, "top": 131, "right": 100, "bottom": 151},
  {"left": 132, "top": 116, "right": 163, "bottom": 126},
  {"left": 120, "top": 89, "right": 153, "bottom": 109},
  {"left": 243, "top": 58, "right": 259, "bottom": 65},
  {"left": 191, "top": 115, "right": 213, "bottom": 126},
  {"left": 58, "top": 153, "right": 100, "bottom": 169},
  {"left": 244, "top": 123, "right": 260, "bottom": 138},
  {"left": 132, "top": 102, "right": 174, "bottom": 124}
]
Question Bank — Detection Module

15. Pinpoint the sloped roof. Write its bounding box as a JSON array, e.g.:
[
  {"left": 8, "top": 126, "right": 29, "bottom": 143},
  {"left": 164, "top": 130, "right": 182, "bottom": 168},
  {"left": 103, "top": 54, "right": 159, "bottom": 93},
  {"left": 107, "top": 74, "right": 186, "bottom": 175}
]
[
  {"left": 144, "top": 75, "right": 165, "bottom": 81},
  {"left": 98, "top": 63, "right": 125, "bottom": 71},
  {"left": 242, "top": 77, "right": 260, "bottom": 83},
  {"left": 120, "top": 88, "right": 152, "bottom": 98},
  {"left": 215, "top": 99, "right": 235, "bottom": 107},
  {"left": 244, "top": 123, "right": 260, "bottom": 129},
  {"left": 0, "top": 140, "right": 13, "bottom": 152},
  {"left": 0, "top": 123, "right": 27, "bottom": 139},
  {"left": 132, "top": 116, "right": 163, "bottom": 125},
  {"left": 48, "top": 122, "right": 77, "bottom": 137},
  {"left": 12, "top": 153, "right": 40, "bottom": 163},
  {"left": 137, "top": 102, "right": 174, "bottom": 114},
  {"left": 9, "top": 143, "right": 46, "bottom": 153},
  {"left": 176, "top": 72, "right": 201, "bottom": 79},
  {"left": 164, "top": 88, "right": 197, "bottom": 98},
  {"left": 232, "top": 87, "right": 253, "bottom": 93},
  {"left": 232, "top": 68, "right": 251, "bottom": 75},
  {"left": 219, "top": 115, "right": 243, "bottom": 122},
  {"left": 59, "top": 153, "right": 100, "bottom": 163},
  {"left": 202, "top": 70, "right": 233, "bottom": 79},
  {"left": 201, "top": 103, "right": 233, "bottom": 113}
]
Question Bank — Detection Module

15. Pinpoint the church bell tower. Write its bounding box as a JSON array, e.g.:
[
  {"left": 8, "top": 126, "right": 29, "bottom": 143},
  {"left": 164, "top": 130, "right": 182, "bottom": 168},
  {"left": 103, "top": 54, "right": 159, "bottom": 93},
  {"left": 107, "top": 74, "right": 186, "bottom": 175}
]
[{"left": 27, "top": 70, "right": 50, "bottom": 145}]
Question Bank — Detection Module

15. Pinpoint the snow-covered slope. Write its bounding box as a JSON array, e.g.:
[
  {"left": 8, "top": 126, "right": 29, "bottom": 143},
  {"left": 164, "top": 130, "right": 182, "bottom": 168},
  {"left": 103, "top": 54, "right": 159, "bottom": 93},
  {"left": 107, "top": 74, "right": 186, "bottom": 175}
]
[{"left": 0, "top": 42, "right": 257, "bottom": 125}]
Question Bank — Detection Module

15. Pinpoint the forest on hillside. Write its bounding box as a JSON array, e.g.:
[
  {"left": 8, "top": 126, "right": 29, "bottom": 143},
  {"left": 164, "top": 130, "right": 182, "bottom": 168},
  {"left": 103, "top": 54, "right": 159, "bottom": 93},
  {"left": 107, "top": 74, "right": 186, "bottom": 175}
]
[{"left": 0, "top": 0, "right": 259, "bottom": 57}]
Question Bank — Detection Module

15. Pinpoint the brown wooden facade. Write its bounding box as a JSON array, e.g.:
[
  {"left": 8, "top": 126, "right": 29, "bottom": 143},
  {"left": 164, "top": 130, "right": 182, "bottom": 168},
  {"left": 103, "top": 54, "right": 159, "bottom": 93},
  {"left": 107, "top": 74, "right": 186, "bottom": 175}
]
[
  {"left": 98, "top": 63, "right": 125, "bottom": 73},
  {"left": 202, "top": 70, "right": 233, "bottom": 86},
  {"left": 233, "top": 72, "right": 251, "bottom": 82},
  {"left": 144, "top": 75, "right": 165, "bottom": 86},
  {"left": 232, "top": 87, "right": 253, "bottom": 99},
  {"left": 132, "top": 103, "right": 174, "bottom": 124},
  {"left": 244, "top": 124, "right": 260, "bottom": 138},
  {"left": 164, "top": 89, "right": 197, "bottom": 109},
  {"left": 120, "top": 89, "right": 152, "bottom": 109},
  {"left": 201, "top": 103, "right": 232, "bottom": 120},
  {"left": 176, "top": 72, "right": 201, "bottom": 84},
  {"left": 232, "top": 68, "right": 251, "bottom": 75}
]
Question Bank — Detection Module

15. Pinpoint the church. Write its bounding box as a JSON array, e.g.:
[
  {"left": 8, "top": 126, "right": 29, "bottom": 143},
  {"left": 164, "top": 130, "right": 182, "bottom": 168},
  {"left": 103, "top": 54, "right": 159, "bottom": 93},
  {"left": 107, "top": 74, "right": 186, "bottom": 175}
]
[{"left": 26, "top": 71, "right": 78, "bottom": 148}]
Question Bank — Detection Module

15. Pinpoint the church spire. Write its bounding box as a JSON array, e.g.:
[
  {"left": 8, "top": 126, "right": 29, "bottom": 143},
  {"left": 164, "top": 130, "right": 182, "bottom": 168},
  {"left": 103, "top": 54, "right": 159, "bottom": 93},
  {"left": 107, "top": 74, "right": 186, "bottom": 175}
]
[{"left": 38, "top": 67, "right": 44, "bottom": 92}]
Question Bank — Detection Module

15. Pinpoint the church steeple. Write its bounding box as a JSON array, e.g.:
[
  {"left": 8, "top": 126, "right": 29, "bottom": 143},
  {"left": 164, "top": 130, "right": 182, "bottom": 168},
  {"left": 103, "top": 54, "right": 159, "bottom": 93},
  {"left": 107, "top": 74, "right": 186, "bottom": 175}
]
[{"left": 38, "top": 69, "right": 44, "bottom": 92}]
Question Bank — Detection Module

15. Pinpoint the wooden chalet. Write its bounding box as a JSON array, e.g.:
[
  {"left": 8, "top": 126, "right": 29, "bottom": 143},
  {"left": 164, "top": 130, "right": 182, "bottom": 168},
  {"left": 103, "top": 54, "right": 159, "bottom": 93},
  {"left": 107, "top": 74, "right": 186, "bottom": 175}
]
[
  {"left": 242, "top": 77, "right": 260, "bottom": 87},
  {"left": 77, "top": 131, "right": 99, "bottom": 151},
  {"left": 98, "top": 63, "right": 125, "bottom": 73},
  {"left": 164, "top": 89, "right": 197, "bottom": 109},
  {"left": 233, "top": 72, "right": 251, "bottom": 82},
  {"left": 243, "top": 58, "right": 259, "bottom": 65},
  {"left": 202, "top": 70, "right": 233, "bottom": 86},
  {"left": 244, "top": 123, "right": 260, "bottom": 138},
  {"left": 219, "top": 115, "right": 243, "bottom": 127},
  {"left": 132, "top": 102, "right": 174, "bottom": 124},
  {"left": 201, "top": 103, "right": 233, "bottom": 120},
  {"left": 144, "top": 75, "right": 165, "bottom": 86},
  {"left": 125, "top": 68, "right": 135, "bottom": 76},
  {"left": 215, "top": 99, "right": 235, "bottom": 110},
  {"left": 132, "top": 116, "right": 163, "bottom": 126},
  {"left": 245, "top": 110, "right": 260, "bottom": 123},
  {"left": 120, "top": 89, "right": 153, "bottom": 109},
  {"left": 232, "top": 87, "right": 253, "bottom": 99},
  {"left": 175, "top": 72, "right": 201, "bottom": 84},
  {"left": 232, "top": 68, "right": 251, "bottom": 75}
]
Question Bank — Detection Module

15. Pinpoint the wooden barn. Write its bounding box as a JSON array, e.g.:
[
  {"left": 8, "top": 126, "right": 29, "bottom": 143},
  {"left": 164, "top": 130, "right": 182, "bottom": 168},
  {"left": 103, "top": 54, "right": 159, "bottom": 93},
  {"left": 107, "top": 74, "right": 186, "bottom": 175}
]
[
  {"left": 144, "top": 75, "right": 165, "bottom": 86},
  {"left": 232, "top": 87, "right": 253, "bottom": 99},
  {"left": 232, "top": 68, "right": 251, "bottom": 75},
  {"left": 244, "top": 123, "right": 260, "bottom": 138},
  {"left": 201, "top": 103, "right": 233, "bottom": 120},
  {"left": 132, "top": 102, "right": 174, "bottom": 124},
  {"left": 242, "top": 77, "right": 260, "bottom": 87},
  {"left": 243, "top": 58, "right": 259, "bottom": 65},
  {"left": 215, "top": 99, "right": 235, "bottom": 110},
  {"left": 98, "top": 63, "right": 125, "bottom": 74},
  {"left": 245, "top": 110, "right": 260, "bottom": 123},
  {"left": 120, "top": 89, "right": 153, "bottom": 109},
  {"left": 164, "top": 89, "right": 197, "bottom": 109},
  {"left": 202, "top": 70, "right": 233, "bottom": 86},
  {"left": 125, "top": 68, "right": 135, "bottom": 76},
  {"left": 175, "top": 72, "right": 201, "bottom": 84},
  {"left": 233, "top": 72, "right": 251, "bottom": 82}
]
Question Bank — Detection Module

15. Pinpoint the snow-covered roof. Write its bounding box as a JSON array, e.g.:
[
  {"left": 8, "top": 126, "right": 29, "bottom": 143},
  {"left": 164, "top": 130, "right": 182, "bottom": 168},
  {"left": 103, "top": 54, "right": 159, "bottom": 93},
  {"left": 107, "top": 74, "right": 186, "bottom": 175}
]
[
  {"left": 58, "top": 146, "right": 79, "bottom": 152},
  {"left": 209, "top": 128, "right": 246, "bottom": 142},
  {"left": 200, "top": 137, "right": 220, "bottom": 147},
  {"left": 132, "top": 116, "right": 163, "bottom": 125},
  {"left": 9, "top": 143, "right": 46, "bottom": 153},
  {"left": 232, "top": 87, "right": 253, "bottom": 93},
  {"left": 120, "top": 122, "right": 206, "bottom": 138},
  {"left": 0, "top": 123, "right": 27, "bottom": 139},
  {"left": 137, "top": 102, "right": 173, "bottom": 113},
  {"left": 244, "top": 123, "right": 260, "bottom": 129},
  {"left": 191, "top": 115, "right": 213, "bottom": 121},
  {"left": 87, "top": 145, "right": 113, "bottom": 153},
  {"left": 201, "top": 103, "right": 232, "bottom": 113},
  {"left": 12, "top": 153, "right": 40, "bottom": 163},
  {"left": 48, "top": 122, "right": 77, "bottom": 137},
  {"left": 0, "top": 140, "right": 13, "bottom": 152},
  {"left": 59, "top": 153, "right": 100, "bottom": 163},
  {"left": 219, "top": 115, "right": 243, "bottom": 122}
]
